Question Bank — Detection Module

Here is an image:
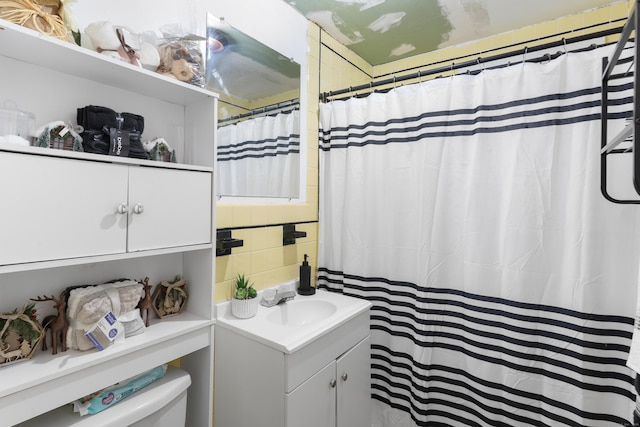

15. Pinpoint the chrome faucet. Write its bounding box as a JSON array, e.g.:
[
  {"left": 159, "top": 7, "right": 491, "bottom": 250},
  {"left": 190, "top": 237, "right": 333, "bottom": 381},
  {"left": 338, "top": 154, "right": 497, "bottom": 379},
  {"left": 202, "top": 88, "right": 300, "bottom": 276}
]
[{"left": 260, "top": 289, "right": 296, "bottom": 307}]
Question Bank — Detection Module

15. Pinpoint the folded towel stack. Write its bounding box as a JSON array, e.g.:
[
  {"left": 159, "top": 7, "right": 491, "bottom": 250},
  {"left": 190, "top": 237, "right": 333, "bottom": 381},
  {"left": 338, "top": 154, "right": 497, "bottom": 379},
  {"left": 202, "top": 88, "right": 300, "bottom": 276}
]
[{"left": 66, "top": 279, "right": 145, "bottom": 351}]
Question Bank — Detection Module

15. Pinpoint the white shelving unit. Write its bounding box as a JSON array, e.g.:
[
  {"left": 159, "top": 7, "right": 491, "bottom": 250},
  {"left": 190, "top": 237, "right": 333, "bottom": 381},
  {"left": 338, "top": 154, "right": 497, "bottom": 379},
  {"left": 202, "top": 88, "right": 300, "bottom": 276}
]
[{"left": 0, "top": 20, "right": 216, "bottom": 426}]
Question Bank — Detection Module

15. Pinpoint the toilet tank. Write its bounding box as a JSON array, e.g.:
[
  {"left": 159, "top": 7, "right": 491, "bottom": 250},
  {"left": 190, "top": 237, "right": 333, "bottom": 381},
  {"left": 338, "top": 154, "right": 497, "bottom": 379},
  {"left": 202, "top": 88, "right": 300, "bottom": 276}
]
[{"left": 16, "top": 365, "right": 191, "bottom": 427}]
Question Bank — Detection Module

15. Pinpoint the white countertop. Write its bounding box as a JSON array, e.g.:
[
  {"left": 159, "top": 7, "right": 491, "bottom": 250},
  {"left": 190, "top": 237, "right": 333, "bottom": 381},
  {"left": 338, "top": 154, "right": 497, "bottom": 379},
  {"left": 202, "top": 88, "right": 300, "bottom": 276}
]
[{"left": 215, "top": 289, "right": 371, "bottom": 354}]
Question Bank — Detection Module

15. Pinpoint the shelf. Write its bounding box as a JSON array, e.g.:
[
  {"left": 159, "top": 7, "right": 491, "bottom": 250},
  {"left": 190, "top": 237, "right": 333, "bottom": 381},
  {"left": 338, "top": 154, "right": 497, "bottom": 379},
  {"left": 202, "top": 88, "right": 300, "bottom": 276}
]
[
  {"left": 0, "top": 20, "right": 217, "bottom": 106},
  {"left": 0, "top": 313, "right": 214, "bottom": 425},
  {"left": 0, "top": 244, "right": 213, "bottom": 274},
  {"left": 0, "top": 141, "right": 214, "bottom": 173},
  {"left": 0, "top": 18, "right": 216, "bottom": 427},
  {"left": 0, "top": 313, "right": 212, "bottom": 398}
]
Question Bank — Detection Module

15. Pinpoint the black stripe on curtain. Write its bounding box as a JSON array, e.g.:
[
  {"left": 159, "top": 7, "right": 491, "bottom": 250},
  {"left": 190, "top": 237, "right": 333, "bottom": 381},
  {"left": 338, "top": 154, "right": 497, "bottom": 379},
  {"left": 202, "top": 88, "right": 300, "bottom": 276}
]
[
  {"left": 319, "top": 83, "right": 633, "bottom": 152},
  {"left": 217, "top": 134, "right": 301, "bottom": 161},
  {"left": 318, "top": 268, "right": 635, "bottom": 426}
]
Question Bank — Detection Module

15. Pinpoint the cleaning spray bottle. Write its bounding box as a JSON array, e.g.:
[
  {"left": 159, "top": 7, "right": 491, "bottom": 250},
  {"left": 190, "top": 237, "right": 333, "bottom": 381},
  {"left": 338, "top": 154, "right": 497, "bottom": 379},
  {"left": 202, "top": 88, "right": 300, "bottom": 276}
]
[{"left": 298, "top": 254, "right": 315, "bottom": 295}]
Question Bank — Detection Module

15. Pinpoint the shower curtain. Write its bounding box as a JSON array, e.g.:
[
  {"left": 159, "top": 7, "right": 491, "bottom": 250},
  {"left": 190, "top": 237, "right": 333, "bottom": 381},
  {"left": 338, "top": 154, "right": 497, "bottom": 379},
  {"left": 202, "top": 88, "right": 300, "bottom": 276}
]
[
  {"left": 318, "top": 47, "right": 640, "bottom": 426},
  {"left": 217, "top": 109, "right": 300, "bottom": 197}
]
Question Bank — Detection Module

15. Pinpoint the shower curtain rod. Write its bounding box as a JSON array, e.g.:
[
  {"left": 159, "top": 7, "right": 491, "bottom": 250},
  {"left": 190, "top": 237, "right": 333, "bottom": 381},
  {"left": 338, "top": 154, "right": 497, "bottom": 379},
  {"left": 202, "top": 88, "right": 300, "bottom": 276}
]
[
  {"left": 219, "top": 99, "right": 300, "bottom": 124},
  {"left": 320, "top": 26, "right": 624, "bottom": 102}
]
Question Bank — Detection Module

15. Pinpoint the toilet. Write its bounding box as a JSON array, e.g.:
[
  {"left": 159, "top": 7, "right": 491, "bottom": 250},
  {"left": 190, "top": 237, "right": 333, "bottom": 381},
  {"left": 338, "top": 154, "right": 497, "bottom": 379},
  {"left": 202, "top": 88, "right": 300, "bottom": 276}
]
[{"left": 16, "top": 365, "right": 191, "bottom": 427}]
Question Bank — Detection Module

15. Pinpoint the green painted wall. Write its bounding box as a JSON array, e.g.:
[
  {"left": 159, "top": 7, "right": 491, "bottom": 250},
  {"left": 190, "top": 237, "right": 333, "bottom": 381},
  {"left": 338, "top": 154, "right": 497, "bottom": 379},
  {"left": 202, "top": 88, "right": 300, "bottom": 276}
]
[{"left": 290, "top": 0, "right": 452, "bottom": 65}]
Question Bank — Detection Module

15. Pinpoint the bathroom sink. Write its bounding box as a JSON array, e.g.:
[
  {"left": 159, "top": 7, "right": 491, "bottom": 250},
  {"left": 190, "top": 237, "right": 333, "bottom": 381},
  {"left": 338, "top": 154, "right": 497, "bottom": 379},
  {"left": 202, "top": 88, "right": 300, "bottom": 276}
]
[
  {"left": 216, "top": 288, "right": 372, "bottom": 353},
  {"left": 266, "top": 299, "right": 337, "bottom": 326}
]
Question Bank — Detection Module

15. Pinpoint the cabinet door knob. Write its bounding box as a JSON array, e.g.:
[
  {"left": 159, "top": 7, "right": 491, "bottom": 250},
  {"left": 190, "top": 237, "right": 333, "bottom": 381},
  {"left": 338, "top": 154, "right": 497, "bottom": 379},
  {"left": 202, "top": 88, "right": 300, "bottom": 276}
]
[
  {"left": 329, "top": 379, "right": 337, "bottom": 388},
  {"left": 116, "top": 203, "right": 128, "bottom": 214},
  {"left": 133, "top": 203, "right": 144, "bottom": 214},
  {"left": 341, "top": 373, "right": 348, "bottom": 382}
]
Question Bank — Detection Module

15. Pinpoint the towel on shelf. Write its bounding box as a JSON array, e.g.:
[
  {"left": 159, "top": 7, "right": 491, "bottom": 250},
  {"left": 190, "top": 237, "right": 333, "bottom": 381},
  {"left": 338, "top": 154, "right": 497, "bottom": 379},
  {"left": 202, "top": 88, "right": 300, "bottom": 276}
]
[{"left": 66, "top": 279, "right": 145, "bottom": 351}]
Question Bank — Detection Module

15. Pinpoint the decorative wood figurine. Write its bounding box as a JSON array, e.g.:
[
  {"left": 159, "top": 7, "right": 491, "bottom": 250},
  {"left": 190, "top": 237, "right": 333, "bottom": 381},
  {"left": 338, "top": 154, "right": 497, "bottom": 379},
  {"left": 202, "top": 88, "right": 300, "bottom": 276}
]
[
  {"left": 0, "top": 343, "right": 23, "bottom": 362},
  {"left": 137, "top": 277, "right": 152, "bottom": 327},
  {"left": 31, "top": 291, "right": 68, "bottom": 355}
]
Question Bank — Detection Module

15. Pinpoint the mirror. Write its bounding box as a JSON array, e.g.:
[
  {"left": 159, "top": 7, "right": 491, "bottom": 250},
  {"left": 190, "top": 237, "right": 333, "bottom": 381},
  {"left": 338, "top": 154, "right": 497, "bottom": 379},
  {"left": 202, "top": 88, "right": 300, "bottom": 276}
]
[{"left": 206, "top": 14, "right": 301, "bottom": 199}]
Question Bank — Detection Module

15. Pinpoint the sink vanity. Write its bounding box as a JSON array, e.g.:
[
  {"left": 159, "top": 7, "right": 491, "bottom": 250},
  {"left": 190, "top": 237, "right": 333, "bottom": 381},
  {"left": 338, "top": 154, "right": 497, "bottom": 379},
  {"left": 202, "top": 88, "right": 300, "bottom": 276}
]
[{"left": 214, "top": 289, "right": 372, "bottom": 427}]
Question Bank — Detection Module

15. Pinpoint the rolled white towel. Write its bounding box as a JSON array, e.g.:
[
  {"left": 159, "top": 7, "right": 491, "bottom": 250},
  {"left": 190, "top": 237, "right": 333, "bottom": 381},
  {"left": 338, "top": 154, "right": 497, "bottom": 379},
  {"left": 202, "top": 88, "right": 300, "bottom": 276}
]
[{"left": 84, "top": 21, "right": 121, "bottom": 51}]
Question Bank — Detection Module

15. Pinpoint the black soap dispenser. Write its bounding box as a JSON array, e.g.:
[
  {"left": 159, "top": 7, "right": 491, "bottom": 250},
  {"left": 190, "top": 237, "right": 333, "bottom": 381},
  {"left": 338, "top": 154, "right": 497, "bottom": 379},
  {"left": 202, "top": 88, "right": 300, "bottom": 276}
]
[{"left": 298, "top": 254, "right": 315, "bottom": 295}]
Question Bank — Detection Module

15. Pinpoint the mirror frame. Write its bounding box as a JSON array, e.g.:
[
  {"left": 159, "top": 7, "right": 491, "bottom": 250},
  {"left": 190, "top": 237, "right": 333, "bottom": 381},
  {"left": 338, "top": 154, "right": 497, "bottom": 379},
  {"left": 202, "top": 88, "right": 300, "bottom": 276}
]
[{"left": 210, "top": 15, "right": 308, "bottom": 206}]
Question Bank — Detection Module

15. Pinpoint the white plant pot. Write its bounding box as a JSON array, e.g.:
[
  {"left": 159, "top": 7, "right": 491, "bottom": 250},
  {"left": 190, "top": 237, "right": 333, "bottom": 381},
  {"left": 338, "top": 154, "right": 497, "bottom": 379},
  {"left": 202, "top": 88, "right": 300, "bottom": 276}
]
[{"left": 230, "top": 297, "right": 259, "bottom": 319}]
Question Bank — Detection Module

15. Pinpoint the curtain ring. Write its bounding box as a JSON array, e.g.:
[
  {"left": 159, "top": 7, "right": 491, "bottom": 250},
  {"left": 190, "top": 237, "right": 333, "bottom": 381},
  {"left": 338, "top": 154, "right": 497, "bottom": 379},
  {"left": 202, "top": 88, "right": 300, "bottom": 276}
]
[
  {"left": 522, "top": 46, "right": 528, "bottom": 65},
  {"left": 450, "top": 62, "right": 455, "bottom": 79},
  {"left": 418, "top": 70, "right": 421, "bottom": 83},
  {"left": 562, "top": 38, "right": 567, "bottom": 54},
  {"left": 393, "top": 76, "right": 397, "bottom": 87},
  {"left": 477, "top": 57, "right": 484, "bottom": 72}
]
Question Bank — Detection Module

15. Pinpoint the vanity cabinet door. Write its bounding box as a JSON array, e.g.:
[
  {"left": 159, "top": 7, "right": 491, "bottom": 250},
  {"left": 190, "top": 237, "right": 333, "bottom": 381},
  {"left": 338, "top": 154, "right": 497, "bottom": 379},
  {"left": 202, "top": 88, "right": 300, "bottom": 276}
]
[
  {"left": 285, "top": 336, "right": 371, "bottom": 427},
  {"left": 126, "top": 167, "right": 212, "bottom": 252},
  {"left": 336, "top": 336, "right": 371, "bottom": 427},
  {"left": 286, "top": 360, "right": 336, "bottom": 427},
  {"left": 0, "top": 152, "right": 128, "bottom": 265}
]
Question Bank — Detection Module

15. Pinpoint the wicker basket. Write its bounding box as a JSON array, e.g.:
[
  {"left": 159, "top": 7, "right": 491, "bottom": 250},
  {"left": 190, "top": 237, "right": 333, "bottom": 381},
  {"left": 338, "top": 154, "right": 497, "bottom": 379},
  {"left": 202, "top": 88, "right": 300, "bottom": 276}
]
[
  {"left": 33, "top": 0, "right": 58, "bottom": 14},
  {"left": 0, "top": 0, "right": 68, "bottom": 41}
]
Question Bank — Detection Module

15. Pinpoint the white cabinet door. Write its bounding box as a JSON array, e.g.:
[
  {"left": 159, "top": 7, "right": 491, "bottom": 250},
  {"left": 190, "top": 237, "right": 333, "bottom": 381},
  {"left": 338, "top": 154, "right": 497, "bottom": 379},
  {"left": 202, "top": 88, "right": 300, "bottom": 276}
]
[
  {"left": 287, "top": 360, "right": 336, "bottom": 427},
  {"left": 0, "top": 153, "right": 128, "bottom": 265},
  {"left": 337, "top": 336, "right": 371, "bottom": 427},
  {"left": 126, "top": 167, "right": 211, "bottom": 252}
]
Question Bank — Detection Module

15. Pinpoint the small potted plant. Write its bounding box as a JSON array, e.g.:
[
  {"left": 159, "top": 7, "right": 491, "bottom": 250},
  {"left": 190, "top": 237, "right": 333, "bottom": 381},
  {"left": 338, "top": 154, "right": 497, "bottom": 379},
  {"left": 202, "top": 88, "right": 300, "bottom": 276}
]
[{"left": 230, "top": 274, "right": 258, "bottom": 319}]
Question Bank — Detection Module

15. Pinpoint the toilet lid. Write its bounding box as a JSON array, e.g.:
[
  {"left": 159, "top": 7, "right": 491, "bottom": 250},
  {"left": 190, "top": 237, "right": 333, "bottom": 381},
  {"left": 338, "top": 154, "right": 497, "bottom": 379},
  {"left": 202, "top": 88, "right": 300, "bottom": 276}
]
[{"left": 15, "top": 365, "right": 191, "bottom": 426}]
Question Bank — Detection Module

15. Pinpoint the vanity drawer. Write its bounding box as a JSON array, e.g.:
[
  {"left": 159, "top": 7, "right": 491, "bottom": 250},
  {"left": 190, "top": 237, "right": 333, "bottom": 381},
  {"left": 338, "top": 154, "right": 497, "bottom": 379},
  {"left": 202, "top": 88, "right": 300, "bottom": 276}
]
[{"left": 284, "top": 310, "right": 369, "bottom": 393}]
